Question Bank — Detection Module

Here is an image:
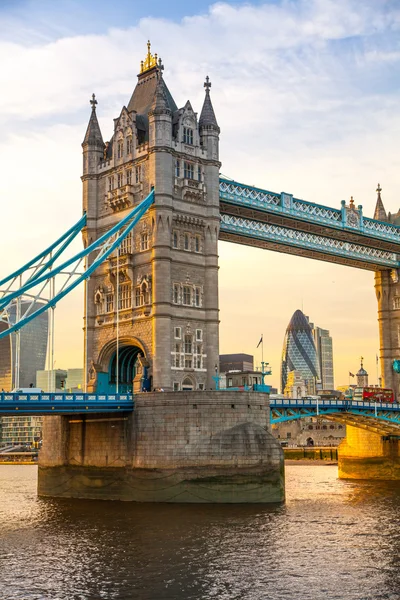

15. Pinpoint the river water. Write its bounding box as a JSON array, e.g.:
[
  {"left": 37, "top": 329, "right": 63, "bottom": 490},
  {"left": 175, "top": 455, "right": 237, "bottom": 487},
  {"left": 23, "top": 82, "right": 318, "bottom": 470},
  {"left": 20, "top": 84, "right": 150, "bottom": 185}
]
[{"left": 0, "top": 465, "right": 400, "bottom": 600}]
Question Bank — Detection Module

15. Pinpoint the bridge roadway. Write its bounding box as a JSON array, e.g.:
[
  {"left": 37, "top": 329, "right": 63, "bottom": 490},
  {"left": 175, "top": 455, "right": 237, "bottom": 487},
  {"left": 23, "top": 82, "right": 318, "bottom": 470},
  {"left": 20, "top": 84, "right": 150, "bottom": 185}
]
[
  {"left": 219, "top": 178, "right": 400, "bottom": 271},
  {"left": 1, "top": 393, "right": 400, "bottom": 436}
]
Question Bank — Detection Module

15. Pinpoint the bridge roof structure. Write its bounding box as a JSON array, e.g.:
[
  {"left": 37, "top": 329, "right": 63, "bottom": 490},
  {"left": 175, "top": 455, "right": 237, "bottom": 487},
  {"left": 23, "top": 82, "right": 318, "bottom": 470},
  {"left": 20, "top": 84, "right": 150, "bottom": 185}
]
[{"left": 219, "top": 178, "right": 400, "bottom": 271}]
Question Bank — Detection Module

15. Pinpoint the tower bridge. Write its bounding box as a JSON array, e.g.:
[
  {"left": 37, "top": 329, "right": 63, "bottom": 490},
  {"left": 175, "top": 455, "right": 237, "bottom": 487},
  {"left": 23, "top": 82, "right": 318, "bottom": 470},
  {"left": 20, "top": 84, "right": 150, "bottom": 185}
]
[{"left": 2, "top": 42, "right": 400, "bottom": 499}]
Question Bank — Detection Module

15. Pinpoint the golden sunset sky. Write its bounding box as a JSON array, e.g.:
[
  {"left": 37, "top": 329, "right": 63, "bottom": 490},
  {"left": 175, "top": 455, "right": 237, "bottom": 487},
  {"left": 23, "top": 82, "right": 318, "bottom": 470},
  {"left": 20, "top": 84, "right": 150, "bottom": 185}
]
[{"left": 1, "top": 0, "right": 399, "bottom": 389}]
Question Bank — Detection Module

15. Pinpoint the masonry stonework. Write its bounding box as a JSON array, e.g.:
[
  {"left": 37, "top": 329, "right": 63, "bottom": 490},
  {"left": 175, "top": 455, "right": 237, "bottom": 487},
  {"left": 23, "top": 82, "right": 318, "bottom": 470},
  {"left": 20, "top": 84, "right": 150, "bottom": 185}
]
[
  {"left": 38, "top": 392, "right": 284, "bottom": 502},
  {"left": 38, "top": 44, "right": 284, "bottom": 503}
]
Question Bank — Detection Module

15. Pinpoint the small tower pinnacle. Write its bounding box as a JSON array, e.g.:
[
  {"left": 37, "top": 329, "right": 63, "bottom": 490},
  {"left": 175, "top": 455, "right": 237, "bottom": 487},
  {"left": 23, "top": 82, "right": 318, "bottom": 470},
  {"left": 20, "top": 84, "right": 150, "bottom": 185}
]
[
  {"left": 374, "top": 183, "right": 387, "bottom": 221},
  {"left": 149, "top": 71, "right": 171, "bottom": 115},
  {"left": 199, "top": 75, "right": 219, "bottom": 131},
  {"left": 82, "top": 93, "right": 104, "bottom": 147},
  {"left": 90, "top": 93, "right": 97, "bottom": 111}
]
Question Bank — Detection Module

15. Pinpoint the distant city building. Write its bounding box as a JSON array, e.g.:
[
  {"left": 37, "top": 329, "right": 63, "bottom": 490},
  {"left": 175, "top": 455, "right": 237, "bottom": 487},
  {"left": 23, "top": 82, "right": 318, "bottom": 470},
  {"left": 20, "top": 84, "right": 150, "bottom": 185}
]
[
  {"left": 36, "top": 369, "right": 68, "bottom": 392},
  {"left": 0, "top": 301, "right": 48, "bottom": 448},
  {"left": 272, "top": 417, "right": 345, "bottom": 447},
  {"left": 219, "top": 354, "right": 253, "bottom": 373},
  {"left": 281, "top": 310, "right": 320, "bottom": 395},
  {"left": 0, "top": 415, "right": 42, "bottom": 447},
  {"left": 65, "top": 368, "right": 84, "bottom": 392},
  {"left": 0, "top": 300, "right": 48, "bottom": 391},
  {"left": 311, "top": 325, "right": 334, "bottom": 389},
  {"left": 283, "top": 370, "right": 308, "bottom": 398},
  {"left": 356, "top": 358, "right": 368, "bottom": 387}
]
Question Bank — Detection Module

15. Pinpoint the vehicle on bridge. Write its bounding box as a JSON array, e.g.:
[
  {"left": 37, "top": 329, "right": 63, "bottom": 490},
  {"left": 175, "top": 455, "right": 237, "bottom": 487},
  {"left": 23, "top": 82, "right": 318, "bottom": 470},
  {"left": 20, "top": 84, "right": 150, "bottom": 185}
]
[{"left": 353, "top": 386, "right": 395, "bottom": 403}]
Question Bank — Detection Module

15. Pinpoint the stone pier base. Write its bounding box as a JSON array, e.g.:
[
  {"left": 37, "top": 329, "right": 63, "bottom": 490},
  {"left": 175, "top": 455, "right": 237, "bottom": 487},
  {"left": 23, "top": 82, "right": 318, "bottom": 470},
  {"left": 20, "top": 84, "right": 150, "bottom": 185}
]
[
  {"left": 38, "top": 392, "right": 284, "bottom": 503},
  {"left": 338, "top": 425, "right": 400, "bottom": 480}
]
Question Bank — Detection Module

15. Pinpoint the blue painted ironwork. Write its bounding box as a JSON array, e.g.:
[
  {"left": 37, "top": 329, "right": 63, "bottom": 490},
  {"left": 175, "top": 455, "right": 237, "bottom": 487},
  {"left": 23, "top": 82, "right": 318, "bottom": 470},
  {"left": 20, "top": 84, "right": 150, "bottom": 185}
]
[
  {"left": 0, "top": 213, "right": 87, "bottom": 289},
  {"left": 220, "top": 214, "right": 399, "bottom": 269},
  {"left": 0, "top": 392, "right": 134, "bottom": 415},
  {"left": 0, "top": 190, "right": 155, "bottom": 339},
  {"left": 270, "top": 397, "right": 400, "bottom": 432},
  {"left": 220, "top": 177, "right": 400, "bottom": 246}
]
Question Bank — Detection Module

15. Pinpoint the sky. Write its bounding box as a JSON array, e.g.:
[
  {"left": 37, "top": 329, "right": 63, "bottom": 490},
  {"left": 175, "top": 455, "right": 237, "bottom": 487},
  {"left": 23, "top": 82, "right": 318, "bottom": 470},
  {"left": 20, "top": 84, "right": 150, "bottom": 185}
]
[{"left": 1, "top": 0, "right": 400, "bottom": 389}]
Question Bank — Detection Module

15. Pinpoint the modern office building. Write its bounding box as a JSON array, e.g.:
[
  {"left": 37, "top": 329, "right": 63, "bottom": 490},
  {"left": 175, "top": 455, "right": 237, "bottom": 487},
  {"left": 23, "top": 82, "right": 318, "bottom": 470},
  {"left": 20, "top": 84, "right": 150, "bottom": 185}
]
[
  {"left": 219, "top": 354, "right": 254, "bottom": 373},
  {"left": 0, "top": 301, "right": 48, "bottom": 447},
  {"left": 65, "top": 368, "right": 84, "bottom": 392},
  {"left": 311, "top": 325, "right": 334, "bottom": 389},
  {"left": 0, "top": 300, "right": 48, "bottom": 390},
  {"left": 0, "top": 415, "right": 42, "bottom": 446},
  {"left": 36, "top": 369, "right": 68, "bottom": 392},
  {"left": 281, "top": 309, "right": 320, "bottom": 395}
]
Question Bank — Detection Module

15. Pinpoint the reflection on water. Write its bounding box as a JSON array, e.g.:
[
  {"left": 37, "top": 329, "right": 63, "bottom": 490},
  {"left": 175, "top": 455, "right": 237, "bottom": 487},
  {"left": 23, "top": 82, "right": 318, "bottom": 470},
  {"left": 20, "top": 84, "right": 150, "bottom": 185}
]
[{"left": 1, "top": 465, "right": 400, "bottom": 599}]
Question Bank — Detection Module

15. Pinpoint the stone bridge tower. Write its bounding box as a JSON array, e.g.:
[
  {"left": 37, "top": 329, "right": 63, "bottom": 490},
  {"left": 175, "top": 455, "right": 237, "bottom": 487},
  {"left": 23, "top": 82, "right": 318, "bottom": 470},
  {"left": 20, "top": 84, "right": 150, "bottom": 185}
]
[
  {"left": 373, "top": 186, "right": 400, "bottom": 397},
  {"left": 81, "top": 43, "right": 221, "bottom": 394}
]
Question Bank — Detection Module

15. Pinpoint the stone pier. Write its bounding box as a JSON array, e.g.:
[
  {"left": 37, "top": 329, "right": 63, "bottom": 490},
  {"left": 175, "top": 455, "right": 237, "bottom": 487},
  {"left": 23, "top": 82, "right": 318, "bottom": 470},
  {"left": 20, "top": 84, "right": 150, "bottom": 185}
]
[
  {"left": 38, "top": 392, "right": 284, "bottom": 503},
  {"left": 338, "top": 425, "right": 400, "bottom": 480}
]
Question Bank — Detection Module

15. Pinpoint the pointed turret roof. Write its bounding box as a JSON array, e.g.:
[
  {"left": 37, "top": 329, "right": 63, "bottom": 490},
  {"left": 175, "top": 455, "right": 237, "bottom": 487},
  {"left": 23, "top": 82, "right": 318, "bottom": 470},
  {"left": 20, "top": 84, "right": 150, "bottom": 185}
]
[
  {"left": 199, "top": 76, "right": 219, "bottom": 131},
  {"left": 356, "top": 357, "right": 368, "bottom": 377},
  {"left": 373, "top": 184, "right": 387, "bottom": 221},
  {"left": 149, "top": 72, "right": 171, "bottom": 116},
  {"left": 127, "top": 41, "right": 177, "bottom": 116},
  {"left": 82, "top": 94, "right": 104, "bottom": 147}
]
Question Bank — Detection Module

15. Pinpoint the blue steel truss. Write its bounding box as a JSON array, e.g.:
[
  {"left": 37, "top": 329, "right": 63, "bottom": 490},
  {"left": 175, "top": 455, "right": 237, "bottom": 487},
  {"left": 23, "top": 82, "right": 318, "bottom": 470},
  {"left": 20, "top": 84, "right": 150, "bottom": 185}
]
[
  {"left": 0, "top": 392, "right": 134, "bottom": 415},
  {"left": 219, "top": 177, "right": 400, "bottom": 247},
  {"left": 0, "top": 190, "right": 154, "bottom": 339},
  {"left": 220, "top": 214, "right": 399, "bottom": 269},
  {"left": 270, "top": 398, "right": 400, "bottom": 434}
]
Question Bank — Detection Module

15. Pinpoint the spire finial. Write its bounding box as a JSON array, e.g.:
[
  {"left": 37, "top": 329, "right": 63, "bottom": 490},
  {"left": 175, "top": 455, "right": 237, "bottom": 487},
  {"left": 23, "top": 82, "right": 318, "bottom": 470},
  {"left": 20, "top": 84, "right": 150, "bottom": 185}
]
[
  {"left": 377, "top": 183, "right": 382, "bottom": 197},
  {"left": 349, "top": 196, "right": 355, "bottom": 208},
  {"left": 90, "top": 93, "right": 97, "bottom": 111},
  {"left": 204, "top": 75, "right": 211, "bottom": 93},
  {"left": 361, "top": 356, "right": 364, "bottom": 368},
  {"left": 140, "top": 40, "right": 159, "bottom": 74}
]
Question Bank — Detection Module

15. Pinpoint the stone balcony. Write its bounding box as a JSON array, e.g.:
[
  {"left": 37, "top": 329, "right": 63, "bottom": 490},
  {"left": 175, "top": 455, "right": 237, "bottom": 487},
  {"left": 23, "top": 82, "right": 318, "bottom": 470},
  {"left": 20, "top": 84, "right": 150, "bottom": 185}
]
[
  {"left": 174, "top": 177, "right": 206, "bottom": 203},
  {"left": 106, "top": 183, "right": 143, "bottom": 212}
]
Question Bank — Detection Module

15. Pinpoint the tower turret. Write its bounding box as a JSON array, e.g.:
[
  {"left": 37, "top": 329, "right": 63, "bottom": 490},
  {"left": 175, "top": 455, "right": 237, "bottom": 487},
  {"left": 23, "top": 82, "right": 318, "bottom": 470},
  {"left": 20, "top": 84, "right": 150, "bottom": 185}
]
[
  {"left": 373, "top": 183, "right": 387, "bottom": 222},
  {"left": 356, "top": 357, "right": 368, "bottom": 387},
  {"left": 82, "top": 93, "right": 104, "bottom": 176},
  {"left": 199, "top": 76, "right": 220, "bottom": 161}
]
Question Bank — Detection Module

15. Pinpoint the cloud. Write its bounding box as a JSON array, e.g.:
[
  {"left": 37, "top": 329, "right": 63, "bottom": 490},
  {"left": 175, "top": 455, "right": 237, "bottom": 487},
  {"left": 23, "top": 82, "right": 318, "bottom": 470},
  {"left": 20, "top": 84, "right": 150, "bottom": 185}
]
[{"left": 1, "top": 0, "right": 399, "bottom": 383}]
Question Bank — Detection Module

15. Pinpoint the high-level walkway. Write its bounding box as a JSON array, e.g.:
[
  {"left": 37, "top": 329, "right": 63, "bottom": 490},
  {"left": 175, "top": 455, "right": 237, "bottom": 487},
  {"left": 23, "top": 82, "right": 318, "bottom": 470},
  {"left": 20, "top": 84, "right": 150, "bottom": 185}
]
[{"left": 219, "top": 178, "right": 400, "bottom": 270}]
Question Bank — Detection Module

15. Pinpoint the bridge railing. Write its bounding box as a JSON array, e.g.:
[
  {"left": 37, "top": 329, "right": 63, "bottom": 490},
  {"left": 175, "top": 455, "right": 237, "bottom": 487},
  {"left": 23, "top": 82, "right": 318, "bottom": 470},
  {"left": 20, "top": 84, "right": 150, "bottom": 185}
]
[
  {"left": 270, "top": 398, "right": 399, "bottom": 411},
  {"left": 0, "top": 392, "right": 133, "bottom": 403}
]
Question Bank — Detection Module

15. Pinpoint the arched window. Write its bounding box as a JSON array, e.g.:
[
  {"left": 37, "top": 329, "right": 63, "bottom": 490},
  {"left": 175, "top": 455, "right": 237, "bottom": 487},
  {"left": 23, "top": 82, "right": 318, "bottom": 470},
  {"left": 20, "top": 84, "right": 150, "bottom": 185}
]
[
  {"left": 183, "top": 128, "right": 193, "bottom": 145},
  {"left": 182, "top": 377, "right": 194, "bottom": 391},
  {"left": 117, "top": 140, "right": 123, "bottom": 159}
]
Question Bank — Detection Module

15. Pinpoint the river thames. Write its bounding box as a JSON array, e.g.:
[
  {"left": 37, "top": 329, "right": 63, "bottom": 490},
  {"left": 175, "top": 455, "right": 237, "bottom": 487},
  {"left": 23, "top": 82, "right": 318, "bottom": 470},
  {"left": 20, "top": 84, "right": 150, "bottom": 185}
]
[{"left": 1, "top": 464, "right": 400, "bottom": 600}]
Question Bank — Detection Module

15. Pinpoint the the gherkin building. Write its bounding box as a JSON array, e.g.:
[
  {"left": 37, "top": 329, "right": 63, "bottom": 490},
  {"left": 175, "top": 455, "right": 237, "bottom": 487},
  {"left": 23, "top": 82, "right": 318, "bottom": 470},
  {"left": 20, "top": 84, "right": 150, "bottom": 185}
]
[{"left": 281, "top": 309, "right": 320, "bottom": 393}]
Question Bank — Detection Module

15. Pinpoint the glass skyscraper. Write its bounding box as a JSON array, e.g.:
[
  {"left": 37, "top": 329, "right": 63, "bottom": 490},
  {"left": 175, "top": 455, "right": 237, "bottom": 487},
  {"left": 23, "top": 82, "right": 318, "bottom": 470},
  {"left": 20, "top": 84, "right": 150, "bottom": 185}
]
[
  {"left": 281, "top": 309, "right": 320, "bottom": 394},
  {"left": 0, "top": 300, "right": 48, "bottom": 390},
  {"left": 312, "top": 326, "right": 334, "bottom": 389}
]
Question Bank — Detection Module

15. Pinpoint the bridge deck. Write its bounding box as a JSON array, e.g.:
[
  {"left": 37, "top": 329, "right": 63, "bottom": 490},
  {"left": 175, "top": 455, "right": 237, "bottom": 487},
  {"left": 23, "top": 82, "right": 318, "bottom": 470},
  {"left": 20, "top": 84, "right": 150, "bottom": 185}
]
[{"left": 0, "top": 393, "right": 134, "bottom": 415}]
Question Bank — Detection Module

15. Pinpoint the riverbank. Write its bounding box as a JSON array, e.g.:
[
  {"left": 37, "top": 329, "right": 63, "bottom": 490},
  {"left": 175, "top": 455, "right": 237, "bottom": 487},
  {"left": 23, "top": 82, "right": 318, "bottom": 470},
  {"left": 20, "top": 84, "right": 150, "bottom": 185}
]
[
  {"left": 284, "top": 447, "right": 338, "bottom": 461},
  {"left": 285, "top": 459, "right": 338, "bottom": 465}
]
